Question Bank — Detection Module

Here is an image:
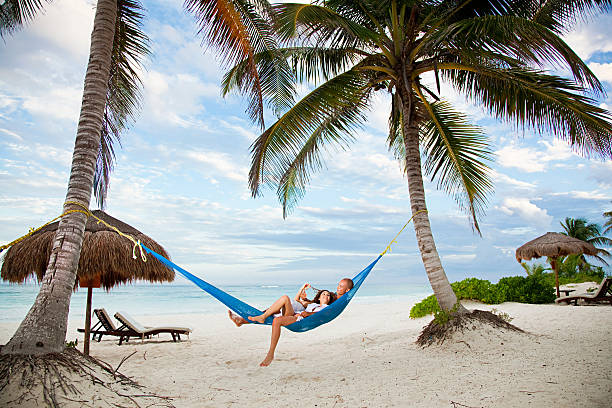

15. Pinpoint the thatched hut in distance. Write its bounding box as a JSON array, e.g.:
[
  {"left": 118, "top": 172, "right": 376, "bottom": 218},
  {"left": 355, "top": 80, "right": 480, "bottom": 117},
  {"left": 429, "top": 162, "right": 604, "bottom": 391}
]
[
  {"left": 1, "top": 210, "right": 174, "bottom": 354},
  {"left": 516, "top": 232, "right": 598, "bottom": 298}
]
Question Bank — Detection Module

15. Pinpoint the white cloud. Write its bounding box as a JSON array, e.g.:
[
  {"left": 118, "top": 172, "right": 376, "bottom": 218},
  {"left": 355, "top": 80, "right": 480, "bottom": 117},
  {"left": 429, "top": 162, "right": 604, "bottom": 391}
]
[
  {"left": 497, "top": 197, "right": 553, "bottom": 226},
  {"left": 184, "top": 150, "right": 248, "bottom": 183},
  {"left": 550, "top": 190, "right": 611, "bottom": 201},
  {"left": 491, "top": 170, "right": 536, "bottom": 189},
  {"left": 142, "top": 71, "right": 221, "bottom": 128},
  {"left": 28, "top": 0, "right": 95, "bottom": 59},
  {"left": 218, "top": 118, "right": 258, "bottom": 141},
  {"left": 22, "top": 86, "right": 83, "bottom": 122},
  {"left": 496, "top": 139, "right": 575, "bottom": 172},
  {"left": 498, "top": 227, "right": 536, "bottom": 236},
  {"left": 441, "top": 253, "right": 477, "bottom": 262},
  {"left": 496, "top": 144, "right": 544, "bottom": 172},
  {"left": 590, "top": 160, "right": 612, "bottom": 188},
  {"left": 564, "top": 17, "right": 612, "bottom": 61},
  {"left": 588, "top": 62, "right": 612, "bottom": 84},
  {"left": 0, "top": 128, "right": 22, "bottom": 141}
]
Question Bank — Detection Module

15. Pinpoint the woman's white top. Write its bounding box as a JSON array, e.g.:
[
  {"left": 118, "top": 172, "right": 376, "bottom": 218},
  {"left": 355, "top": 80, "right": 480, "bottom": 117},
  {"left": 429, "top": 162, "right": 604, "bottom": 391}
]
[{"left": 296, "top": 303, "right": 328, "bottom": 321}]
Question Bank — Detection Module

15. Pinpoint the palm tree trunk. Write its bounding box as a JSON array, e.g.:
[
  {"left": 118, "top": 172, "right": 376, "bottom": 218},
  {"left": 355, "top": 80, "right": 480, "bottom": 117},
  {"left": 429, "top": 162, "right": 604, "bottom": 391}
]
[
  {"left": 1, "top": 0, "right": 117, "bottom": 355},
  {"left": 399, "top": 91, "right": 466, "bottom": 313}
]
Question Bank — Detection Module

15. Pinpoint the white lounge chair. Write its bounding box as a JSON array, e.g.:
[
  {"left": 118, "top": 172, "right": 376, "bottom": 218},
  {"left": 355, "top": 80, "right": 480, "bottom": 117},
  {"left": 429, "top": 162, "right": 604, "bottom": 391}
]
[{"left": 113, "top": 311, "right": 192, "bottom": 344}]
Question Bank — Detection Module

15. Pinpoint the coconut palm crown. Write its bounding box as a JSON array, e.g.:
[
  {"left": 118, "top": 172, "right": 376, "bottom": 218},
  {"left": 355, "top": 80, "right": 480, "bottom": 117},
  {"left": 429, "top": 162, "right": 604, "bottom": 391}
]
[
  {"left": 224, "top": 0, "right": 612, "bottom": 311},
  {"left": 560, "top": 217, "right": 612, "bottom": 265}
]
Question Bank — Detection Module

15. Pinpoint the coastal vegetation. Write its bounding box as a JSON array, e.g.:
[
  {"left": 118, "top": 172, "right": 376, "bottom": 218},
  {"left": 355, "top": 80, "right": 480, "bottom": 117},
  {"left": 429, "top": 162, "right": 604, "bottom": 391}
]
[{"left": 410, "top": 215, "right": 611, "bottom": 318}]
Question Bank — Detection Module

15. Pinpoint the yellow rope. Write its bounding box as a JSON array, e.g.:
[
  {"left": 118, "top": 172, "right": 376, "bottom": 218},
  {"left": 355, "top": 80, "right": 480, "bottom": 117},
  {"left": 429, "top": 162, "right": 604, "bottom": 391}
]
[
  {"left": 0, "top": 201, "right": 146, "bottom": 262},
  {"left": 380, "top": 209, "right": 428, "bottom": 256}
]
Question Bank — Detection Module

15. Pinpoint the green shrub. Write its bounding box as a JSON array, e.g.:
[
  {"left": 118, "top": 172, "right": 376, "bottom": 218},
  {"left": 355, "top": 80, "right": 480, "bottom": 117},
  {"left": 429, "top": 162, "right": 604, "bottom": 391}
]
[
  {"left": 409, "top": 274, "right": 556, "bottom": 318},
  {"left": 409, "top": 294, "right": 440, "bottom": 318},
  {"left": 451, "top": 278, "right": 494, "bottom": 300},
  {"left": 521, "top": 274, "right": 556, "bottom": 303}
]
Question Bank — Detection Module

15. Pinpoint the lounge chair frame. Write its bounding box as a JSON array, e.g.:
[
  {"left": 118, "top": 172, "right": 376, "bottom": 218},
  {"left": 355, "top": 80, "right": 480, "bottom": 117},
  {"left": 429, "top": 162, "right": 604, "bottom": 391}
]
[
  {"left": 113, "top": 311, "right": 191, "bottom": 345},
  {"left": 79, "top": 309, "right": 192, "bottom": 345},
  {"left": 555, "top": 277, "right": 612, "bottom": 305},
  {"left": 77, "top": 308, "right": 125, "bottom": 342}
]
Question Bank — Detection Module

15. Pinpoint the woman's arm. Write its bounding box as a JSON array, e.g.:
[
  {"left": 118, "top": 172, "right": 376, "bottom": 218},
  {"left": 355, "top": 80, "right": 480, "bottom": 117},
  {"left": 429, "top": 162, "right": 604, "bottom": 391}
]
[{"left": 294, "top": 283, "right": 311, "bottom": 303}]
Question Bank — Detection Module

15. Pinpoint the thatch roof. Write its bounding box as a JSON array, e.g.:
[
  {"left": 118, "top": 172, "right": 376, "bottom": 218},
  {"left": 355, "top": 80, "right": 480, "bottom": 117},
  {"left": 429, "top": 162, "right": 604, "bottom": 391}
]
[
  {"left": 1, "top": 210, "right": 174, "bottom": 290},
  {"left": 515, "top": 232, "right": 598, "bottom": 262}
]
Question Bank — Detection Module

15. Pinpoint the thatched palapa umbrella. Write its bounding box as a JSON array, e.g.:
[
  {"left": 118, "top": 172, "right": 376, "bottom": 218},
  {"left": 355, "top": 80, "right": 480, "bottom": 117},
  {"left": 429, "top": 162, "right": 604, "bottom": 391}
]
[
  {"left": 1, "top": 210, "right": 174, "bottom": 355},
  {"left": 515, "top": 232, "right": 598, "bottom": 298}
]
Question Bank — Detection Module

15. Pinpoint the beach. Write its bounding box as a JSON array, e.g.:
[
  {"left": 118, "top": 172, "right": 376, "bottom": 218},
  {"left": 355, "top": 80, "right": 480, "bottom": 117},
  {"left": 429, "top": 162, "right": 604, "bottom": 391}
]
[{"left": 1, "top": 288, "right": 611, "bottom": 408}]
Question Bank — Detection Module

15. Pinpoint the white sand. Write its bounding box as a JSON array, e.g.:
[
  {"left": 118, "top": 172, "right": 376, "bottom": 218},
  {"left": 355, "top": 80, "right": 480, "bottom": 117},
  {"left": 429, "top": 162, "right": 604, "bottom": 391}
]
[{"left": 1, "top": 292, "right": 611, "bottom": 407}]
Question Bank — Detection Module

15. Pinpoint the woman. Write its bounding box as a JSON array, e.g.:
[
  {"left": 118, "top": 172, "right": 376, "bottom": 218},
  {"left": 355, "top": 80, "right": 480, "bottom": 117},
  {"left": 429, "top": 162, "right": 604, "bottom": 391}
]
[{"left": 229, "top": 289, "right": 335, "bottom": 366}]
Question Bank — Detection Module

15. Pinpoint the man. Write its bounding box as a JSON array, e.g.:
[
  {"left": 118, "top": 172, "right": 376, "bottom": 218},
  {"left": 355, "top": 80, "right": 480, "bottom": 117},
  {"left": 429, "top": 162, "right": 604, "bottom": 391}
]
[{"left": 336, "top": 278, "right": 354, "bottom": 297}]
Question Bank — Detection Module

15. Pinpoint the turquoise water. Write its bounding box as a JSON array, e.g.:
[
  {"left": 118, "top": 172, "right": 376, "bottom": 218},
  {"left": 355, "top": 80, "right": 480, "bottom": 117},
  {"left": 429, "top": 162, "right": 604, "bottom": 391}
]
[{"left": 0, "top": 281, "right": 433, "bottom": 323}]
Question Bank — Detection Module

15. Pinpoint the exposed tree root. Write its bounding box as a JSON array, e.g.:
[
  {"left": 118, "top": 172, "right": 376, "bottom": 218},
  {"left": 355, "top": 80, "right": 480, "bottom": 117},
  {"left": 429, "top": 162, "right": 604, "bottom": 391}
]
[
  {"left": 0, "top": 347, "right": 174, "bottom": 408},
  {"left": 416, "top": 309, "right": 525, "bottom": 348}
]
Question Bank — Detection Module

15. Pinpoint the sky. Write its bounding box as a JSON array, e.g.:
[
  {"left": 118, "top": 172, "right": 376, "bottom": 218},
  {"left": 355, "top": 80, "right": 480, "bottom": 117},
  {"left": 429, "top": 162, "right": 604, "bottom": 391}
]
[{"left": 0, "top": 0, "right": 611, "bottom": 288}]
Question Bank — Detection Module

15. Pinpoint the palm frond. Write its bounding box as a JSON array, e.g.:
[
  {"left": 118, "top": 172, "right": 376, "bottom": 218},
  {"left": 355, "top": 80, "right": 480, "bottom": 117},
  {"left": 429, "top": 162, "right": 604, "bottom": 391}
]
[
  {"left": 387, "top": 92, "right": 404, "bottom": 161},
  {"left": 249, "top": 69, "right": 372, "bottom": 200},
  {"left": 423, "top": 14, "right": 604, "bottom": 95},
  {"left": 530, "top": 0, "right": 612, "bottom": 33},
  {"left": 0, "top": 0, "right": 51, "bottom": 38},
  {"left": 287, "top": 46, "right": 368, "bottom": 83},
  {"left": 604, "top": 208, "right": 612, "bottom": 234},
  {"left": 274, "top": 3, "right": 379, "bottom": 48},
  {"left": 276, "top": 86, "right": 374, "bottom": 216},
  {"left": 442, "top": 64, "right": 612, "bottom": 159},
  {"left": 94, "top": 117, "right": 119, "bottom": 210},
  {"left": 222, "top": 47, "right": 296, "bottom": 117},
  {"left": 94, "top": 0, "right": 150, "bottom": 209},
  {"left": 417, "top": 98, "right": 494, "bottom": 233},
  {"left": 185, "top": 0, "right": 276, "bottom": 127}
]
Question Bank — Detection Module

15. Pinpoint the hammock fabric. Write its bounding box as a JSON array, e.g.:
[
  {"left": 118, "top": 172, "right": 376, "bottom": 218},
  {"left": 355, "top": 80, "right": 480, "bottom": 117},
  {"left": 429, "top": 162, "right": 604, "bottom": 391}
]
[{"left": 141, "top": 243, "right": 381, "bottom": 332}]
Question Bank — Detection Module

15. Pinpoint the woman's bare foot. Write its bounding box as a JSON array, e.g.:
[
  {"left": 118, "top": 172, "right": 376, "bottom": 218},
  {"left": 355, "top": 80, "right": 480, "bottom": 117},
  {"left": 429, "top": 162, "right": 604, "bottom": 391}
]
[
  {"left": 228, "top": 310, "right": 248, "bottom": 327},
  {"left": 259, "top": 354, "right": 274, "bottom": 367},
  {"left": 248, "top": 314, "right": 266, "bottom": 324}
]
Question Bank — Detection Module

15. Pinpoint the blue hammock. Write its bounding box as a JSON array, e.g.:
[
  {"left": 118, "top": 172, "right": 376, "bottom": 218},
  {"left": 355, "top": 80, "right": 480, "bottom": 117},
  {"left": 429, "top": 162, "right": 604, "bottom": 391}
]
[{"left": 141, "top": 243, "right": 381, "bottom": 332}]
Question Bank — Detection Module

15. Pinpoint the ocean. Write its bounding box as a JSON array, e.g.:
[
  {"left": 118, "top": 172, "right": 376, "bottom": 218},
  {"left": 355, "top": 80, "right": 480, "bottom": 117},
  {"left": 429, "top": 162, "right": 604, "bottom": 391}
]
[{"left": 0, "top": 280, "right": 434, "bottom": 323}]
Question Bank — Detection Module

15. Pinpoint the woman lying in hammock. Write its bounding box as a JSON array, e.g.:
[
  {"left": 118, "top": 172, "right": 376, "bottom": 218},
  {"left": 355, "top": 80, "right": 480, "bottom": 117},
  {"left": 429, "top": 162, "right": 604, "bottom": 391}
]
[{"left": 229, "top": 288, "right": 336, "bottom": 366}]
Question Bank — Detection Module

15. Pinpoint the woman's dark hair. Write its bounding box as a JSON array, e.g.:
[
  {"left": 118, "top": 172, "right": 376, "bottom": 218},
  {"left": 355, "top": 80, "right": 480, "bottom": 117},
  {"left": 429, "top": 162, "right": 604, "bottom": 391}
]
[{"left": 313, "top": 290, "right": 336, "bottom": 305}]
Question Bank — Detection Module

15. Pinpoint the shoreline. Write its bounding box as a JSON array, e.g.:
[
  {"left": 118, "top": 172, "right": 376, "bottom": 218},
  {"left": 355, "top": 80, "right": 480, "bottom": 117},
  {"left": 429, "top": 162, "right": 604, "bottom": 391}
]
[{"left": 2, "top": 295, "right": 611, "bottom": 407}]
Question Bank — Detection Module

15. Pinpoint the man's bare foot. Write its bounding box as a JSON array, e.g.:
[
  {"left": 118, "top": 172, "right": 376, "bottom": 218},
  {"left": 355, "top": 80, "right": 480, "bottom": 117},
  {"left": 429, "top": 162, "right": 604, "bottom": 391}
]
[
  {"left": 228, "top": 310, "right": 248, "bottom": 327},
  {"left": 259, "top": 354, "right": 274, "bottom": 367},
  {"left": 248, "top": 314, "right": 266, "bottom": 324}
]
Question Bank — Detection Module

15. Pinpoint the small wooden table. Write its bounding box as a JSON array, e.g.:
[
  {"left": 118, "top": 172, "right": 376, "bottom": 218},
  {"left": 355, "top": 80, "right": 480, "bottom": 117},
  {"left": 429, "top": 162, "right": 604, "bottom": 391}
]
[{"left": 559, "top": 289, "right": 576, "bottom": 297}]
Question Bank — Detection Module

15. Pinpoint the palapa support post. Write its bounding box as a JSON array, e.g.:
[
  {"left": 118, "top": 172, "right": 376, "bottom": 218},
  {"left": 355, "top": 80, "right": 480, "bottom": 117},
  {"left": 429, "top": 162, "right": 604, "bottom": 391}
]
[
  {"left": 84, "top": 286, "right": 93, "bottom": 355},
  {"left": 80, "top": 275, "right": 101, "bottom": 356},
  {"left": 551, "top": 257, "right": 560, "bottom": 298}
]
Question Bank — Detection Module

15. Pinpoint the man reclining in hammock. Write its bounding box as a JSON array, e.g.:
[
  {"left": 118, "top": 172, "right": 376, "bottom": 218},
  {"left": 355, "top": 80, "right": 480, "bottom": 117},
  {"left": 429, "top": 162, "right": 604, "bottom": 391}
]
[{"left": 228, "top": 278, "right": 354, "bottom": 366}]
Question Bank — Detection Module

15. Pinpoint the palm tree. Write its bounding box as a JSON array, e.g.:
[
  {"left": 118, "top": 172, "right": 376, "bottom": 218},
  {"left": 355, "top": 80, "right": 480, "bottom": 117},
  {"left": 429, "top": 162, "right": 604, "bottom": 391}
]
[
  {"left": 225, "top": 0, "right": 612, "bottom": 312},
  {"left": 1, "top": 0, "right": 149, "bottom": 355},
  {"left": 1, "top": 0, "right": 275, "bottom": 355},
  {"left": 520, "top": 262, "right": 549, "bottom": 276},
  {"left": 560, "top": 217, "right": 612, "bottom": 267}
]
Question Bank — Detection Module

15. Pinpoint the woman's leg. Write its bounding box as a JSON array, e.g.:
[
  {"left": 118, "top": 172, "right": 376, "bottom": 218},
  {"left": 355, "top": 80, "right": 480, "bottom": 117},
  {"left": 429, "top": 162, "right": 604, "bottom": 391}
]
[
  {"left": 260, "top": 315, "right": 297, "bottom": 367},
  {"left": 249, "top": 295, "right": 295, "bottom": 323}
]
